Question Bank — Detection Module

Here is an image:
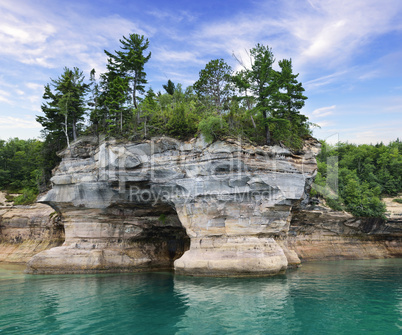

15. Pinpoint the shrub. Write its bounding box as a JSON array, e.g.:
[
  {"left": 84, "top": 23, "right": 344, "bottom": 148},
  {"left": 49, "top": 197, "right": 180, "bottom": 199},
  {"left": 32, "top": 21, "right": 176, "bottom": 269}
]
[
  {"left": 13, "top": 188, "right": 37, "bottom": 205},
  {"left": 198, "top": 115, "right": 229, "bottom": 142}
]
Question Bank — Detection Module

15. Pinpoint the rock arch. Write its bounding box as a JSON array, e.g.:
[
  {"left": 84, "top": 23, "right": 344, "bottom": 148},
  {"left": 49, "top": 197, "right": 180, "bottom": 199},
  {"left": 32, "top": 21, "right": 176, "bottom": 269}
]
[{"left": 26, "top": 136, "right": 320, "bottom": 276}]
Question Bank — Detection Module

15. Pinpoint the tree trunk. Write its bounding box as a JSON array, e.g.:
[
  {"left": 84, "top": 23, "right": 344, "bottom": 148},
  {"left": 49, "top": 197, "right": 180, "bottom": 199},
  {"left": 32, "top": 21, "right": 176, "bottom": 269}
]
[
  {"left": 250, "top": 115, "right": 256, "bottom": 129},
  {"left": 64, "top": 113, "right": 70, "bottom": 148},
  {"left": 263, "top": 110, "right": 271, "bottom": 145},
  {"left": 72, "top": 120, "right": 77, "bottom": 141},
  {"left": 133, "top": 79, "right": 137, "bottom": 109}
]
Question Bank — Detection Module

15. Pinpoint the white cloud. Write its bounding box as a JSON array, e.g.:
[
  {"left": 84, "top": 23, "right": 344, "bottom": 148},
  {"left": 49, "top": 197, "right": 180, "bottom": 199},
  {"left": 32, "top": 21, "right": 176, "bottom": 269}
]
[
  {"left": 312, "top": 105, "right": 336, "bottom": 117},
  {"left": 304, "top": 71, "right": 349, "bottom": 90},
  {"left": 147, "top": 9, "right": 196, "bottom": 23},
  {"left": 284, "top": 0, "right": 402, "bottom": 66},
  {"left": 25, "top": 83, "right": 43, "bottom": 91},
  {"left": 0, "top": 116, "right": 41, "bottom": 129},
  {"left": 0, "top": 89, "right": 12, "bottom": 104},
  {"left": 0, "top": 2, "right": 150, "bottom": 72},
  {"left": 315, "top": 121, "right": 334, "bottom": 128},
  {"left": 153, "top": 47, "right": 204, "bottom": 66}
]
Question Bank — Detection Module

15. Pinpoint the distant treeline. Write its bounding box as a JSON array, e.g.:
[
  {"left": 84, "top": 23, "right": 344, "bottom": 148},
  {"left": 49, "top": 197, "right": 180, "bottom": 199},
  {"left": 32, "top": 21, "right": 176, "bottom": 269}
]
[
  {"left": 313, "top": 139, "right": 402, "bottom": 218},
  {"left": 0, "top": 138, "right": 44, "bottom": 204},
  {"left": 1, "top": 137, "right": 401, "bottom": 217}
]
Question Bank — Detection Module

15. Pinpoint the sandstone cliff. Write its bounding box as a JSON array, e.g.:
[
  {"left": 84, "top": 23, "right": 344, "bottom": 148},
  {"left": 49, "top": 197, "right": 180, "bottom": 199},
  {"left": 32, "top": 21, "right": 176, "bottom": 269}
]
[
  {"left": 0, "top": 203, "right": 64, "bottom": 263},
  {"left": 24, "top": 136, "right": 319, "bottom": 275},
  {"left": 2, "top": 136, "right": 400, "bottom": 276},
  {"left": 288, "top": 205, "right": 402, "bottom": 261}
]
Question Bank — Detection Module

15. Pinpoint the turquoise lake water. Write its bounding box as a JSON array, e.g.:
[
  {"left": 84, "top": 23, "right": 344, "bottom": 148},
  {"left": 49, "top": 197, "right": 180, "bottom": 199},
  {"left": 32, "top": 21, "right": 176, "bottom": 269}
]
[{"left": 0, "top": 259, "right": 401, "bottom": 334}]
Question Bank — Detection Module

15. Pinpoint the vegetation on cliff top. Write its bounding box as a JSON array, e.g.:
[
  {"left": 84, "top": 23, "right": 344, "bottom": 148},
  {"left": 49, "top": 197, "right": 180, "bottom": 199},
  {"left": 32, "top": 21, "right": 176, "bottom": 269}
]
[
  {"left": 2, "top": 33, "right": 401, "bottom": 218},
  {"left": 36, "top": 33, "right": 313, "bottom": 156}
]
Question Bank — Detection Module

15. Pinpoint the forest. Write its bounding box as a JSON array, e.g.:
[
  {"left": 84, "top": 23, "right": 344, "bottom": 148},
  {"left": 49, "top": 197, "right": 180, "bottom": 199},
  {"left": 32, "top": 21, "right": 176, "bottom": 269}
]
[
  {"left": 0, "top": 33, "right": 400, "bottom": 217},
  {"left": 313, "top": 140, "right": 402, "bottom": 218}
]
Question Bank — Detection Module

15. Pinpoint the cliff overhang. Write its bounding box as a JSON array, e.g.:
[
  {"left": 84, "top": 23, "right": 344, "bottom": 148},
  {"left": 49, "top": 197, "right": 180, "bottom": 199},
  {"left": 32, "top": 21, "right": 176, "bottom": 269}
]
[{"left": 26, "top": 135, "right": 321, "bottom": 275}]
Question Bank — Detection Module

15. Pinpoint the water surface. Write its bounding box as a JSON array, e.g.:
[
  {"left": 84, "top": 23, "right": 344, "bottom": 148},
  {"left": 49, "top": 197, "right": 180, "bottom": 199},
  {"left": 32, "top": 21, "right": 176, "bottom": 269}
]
[{"left": 0, "top": 259, "right": 401, "bottom": 334}]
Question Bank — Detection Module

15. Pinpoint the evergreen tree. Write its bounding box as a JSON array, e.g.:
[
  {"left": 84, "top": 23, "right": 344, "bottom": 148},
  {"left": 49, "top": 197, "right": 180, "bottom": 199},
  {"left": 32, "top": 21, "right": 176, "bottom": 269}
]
[
  {"left": 103, "top": 75, "right": 130, "bottom": 135},
  {"left": 235, "top": 44, "right": 278, "bottom": 144},
  {"left": 163, "top": 80, "right": 175, "bottom": 95},
  {"left": 270, "top": 59, "right": 310, "bottom": 148},
  {"left": 104, "top": 34, "right": 151, "bottom": 109},
  {"left": 88, "top": 68, "right": 102, "bottom": 136},
  {"left": 36, "top": 67, "right": 89, "bottom": 146},
  {"left": 36, "top": 67, "right": 89, "bottom": 182}
]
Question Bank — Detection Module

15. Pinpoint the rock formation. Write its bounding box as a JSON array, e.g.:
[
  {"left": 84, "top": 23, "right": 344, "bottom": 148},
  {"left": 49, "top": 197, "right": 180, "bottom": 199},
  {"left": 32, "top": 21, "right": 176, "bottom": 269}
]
[
  {"left": 25, "top": 136, "right": 320, "bottom": 275},
  {"left": 0, "top": 203, "right": 64, "bottom": 263},
  {"left": 288, "top": 205, "right": 402, "bottom": 261}
]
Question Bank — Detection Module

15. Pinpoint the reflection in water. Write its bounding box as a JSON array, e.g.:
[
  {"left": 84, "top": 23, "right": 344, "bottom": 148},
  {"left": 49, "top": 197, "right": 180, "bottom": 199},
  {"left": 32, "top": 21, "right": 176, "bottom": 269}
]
[
  {"left": 0, "top": 259, "right": 401, "bottom": 334},
  {"left": 173, "top": 275, "right": 300, "bottom": 334},
  {"left": 0, "top": 272, "right": 188, "bottom": 334}
]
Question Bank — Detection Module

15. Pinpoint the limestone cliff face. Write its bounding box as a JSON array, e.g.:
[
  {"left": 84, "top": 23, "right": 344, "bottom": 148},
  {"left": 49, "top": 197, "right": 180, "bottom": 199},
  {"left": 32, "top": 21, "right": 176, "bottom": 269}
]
[
  {"left": 26, "top": 136, "right": 320, "bottom": 275},
  {"left": 0, "top": 204, "right": 64, "bottom": 263}
]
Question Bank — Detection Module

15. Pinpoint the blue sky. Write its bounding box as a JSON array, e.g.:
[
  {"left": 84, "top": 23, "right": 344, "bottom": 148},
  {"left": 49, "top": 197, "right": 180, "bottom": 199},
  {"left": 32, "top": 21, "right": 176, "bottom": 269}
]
[{"left": 0, "top": 0, "right": 401, "bottom": 144}]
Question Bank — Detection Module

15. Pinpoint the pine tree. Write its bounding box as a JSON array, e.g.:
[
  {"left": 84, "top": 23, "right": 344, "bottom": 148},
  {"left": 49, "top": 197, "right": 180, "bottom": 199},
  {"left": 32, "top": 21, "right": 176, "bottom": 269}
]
[
  {"left": 104, "top": 34, "right": 151, "bottom": 109},
  {"left": 163, "top": 80, "right": 175, "bottom": 95},
  {"left": 36, "top": 67, "right": 89, "bottom": 146}
]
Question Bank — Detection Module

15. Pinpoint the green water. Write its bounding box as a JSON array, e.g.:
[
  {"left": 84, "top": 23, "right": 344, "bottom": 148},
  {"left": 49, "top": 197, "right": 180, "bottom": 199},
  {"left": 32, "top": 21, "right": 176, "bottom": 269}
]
[{"left": 0, "top": 259, "right": 401, "bottom": 334}]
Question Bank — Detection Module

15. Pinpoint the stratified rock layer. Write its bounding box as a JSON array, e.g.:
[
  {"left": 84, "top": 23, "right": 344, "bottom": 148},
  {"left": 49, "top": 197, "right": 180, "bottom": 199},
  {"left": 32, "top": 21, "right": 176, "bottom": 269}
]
[
  {"left": 26, "top": 136, "right": 320, "bottom": 275},
  {"left": 288, "top": 207, "right": 402, "bottom": 261},
  {"left": 0, "top": 204, "right": 64, "bottom": 263}
]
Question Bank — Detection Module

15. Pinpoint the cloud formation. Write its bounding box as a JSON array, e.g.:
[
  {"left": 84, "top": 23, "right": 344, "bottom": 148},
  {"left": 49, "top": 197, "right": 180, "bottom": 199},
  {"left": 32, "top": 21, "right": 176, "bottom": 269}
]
[{"left": 0, "top": 0, "right": 401, "bottom": 143}]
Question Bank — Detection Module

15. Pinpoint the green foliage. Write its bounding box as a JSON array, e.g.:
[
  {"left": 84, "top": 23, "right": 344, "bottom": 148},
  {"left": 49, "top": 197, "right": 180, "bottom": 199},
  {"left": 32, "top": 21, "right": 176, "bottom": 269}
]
[
  {"left": 37, "top": 37, "right": 311, "bottom": 151},
  {"left": 393, "top": 199, "right": 402, "bottom": 204},
  {"left": 0, "top": 138, "right": 44, "bottom": 192},
  {"left": 194, "top": 59, "right": 233, "bottom": 114},
  {"left": 13, "top": 188, "right": 38, "bottom": 205},
  {"left": 158, "top": 214, "right": 166, "bottom": 224},
  {"left": 314, "top": 140, "right": 402, "bottom": 218},
  {"left": 166, "top": 103, "right": 198, "bottom": 139},
  {"left": 233, "top": 44, "right": 310, "bottom": 148},
  {"left": 5, "top": 194, "right": 15, "bottom": 202},
  {"left": 104, "top": 33, "right": 151, "bottom": 109},
  {"left": 198, "top": 116, "right": 229, "bottom": 142},
  {"left": 37, "top": 67, "right": 89, "bottom": 146},
  {"left": 163, "top": 80, "right": 175, "bottom": 95}
]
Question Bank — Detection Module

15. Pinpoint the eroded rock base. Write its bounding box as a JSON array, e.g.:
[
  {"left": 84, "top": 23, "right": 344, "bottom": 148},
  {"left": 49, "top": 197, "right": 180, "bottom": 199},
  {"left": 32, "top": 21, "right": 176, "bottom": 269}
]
[{"left": 175, "top": 237, "right": 288, "bottom": 277}]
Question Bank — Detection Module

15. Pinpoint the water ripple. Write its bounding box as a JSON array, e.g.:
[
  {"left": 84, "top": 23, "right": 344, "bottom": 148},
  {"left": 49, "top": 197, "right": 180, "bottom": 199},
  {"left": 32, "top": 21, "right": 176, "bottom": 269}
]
[{"left": 0, "top": 260, "right": 401, "bottom": 334}]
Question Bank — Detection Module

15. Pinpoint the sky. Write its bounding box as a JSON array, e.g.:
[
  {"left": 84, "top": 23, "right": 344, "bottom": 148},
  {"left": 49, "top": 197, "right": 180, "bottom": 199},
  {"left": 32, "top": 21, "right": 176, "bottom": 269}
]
[{"left": 0, "top": 0, "right": 401, "bottom": 144}]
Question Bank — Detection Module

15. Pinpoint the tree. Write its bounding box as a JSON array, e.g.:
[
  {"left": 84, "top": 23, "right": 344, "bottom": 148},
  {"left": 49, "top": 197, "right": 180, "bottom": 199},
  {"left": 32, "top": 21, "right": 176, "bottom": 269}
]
[
  {"left": 36, "top": 67, "right": 89, "bottom": 183},
  {"left": 193, "top": 59, "right": 233, "bottom": 114},
  {"left": 104, "top": 34, "right": 151, "bottom": 109},
  {"left": 138, "top": 88, "right": 158, "bottom": 137},
  {"left": 163, "top": 79, "right": 175, "bottom": 95},
  {"left": 88, "top": 68, "right": 102, "bottom": 136},
  {"left": 269, "top": 59, "right": 310, "bottom": 148},
  {"left": 37, "top": 67, "right": 89, "bottom": 145},
  {"left": 234, "top": 44, "right": 278, "bottom": 144},
  {"left": 103, "top": 75, "right": 130, "bottom": 135},
  {"left": 0, "top": 138, "right": 44, "bottom": 194}
]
